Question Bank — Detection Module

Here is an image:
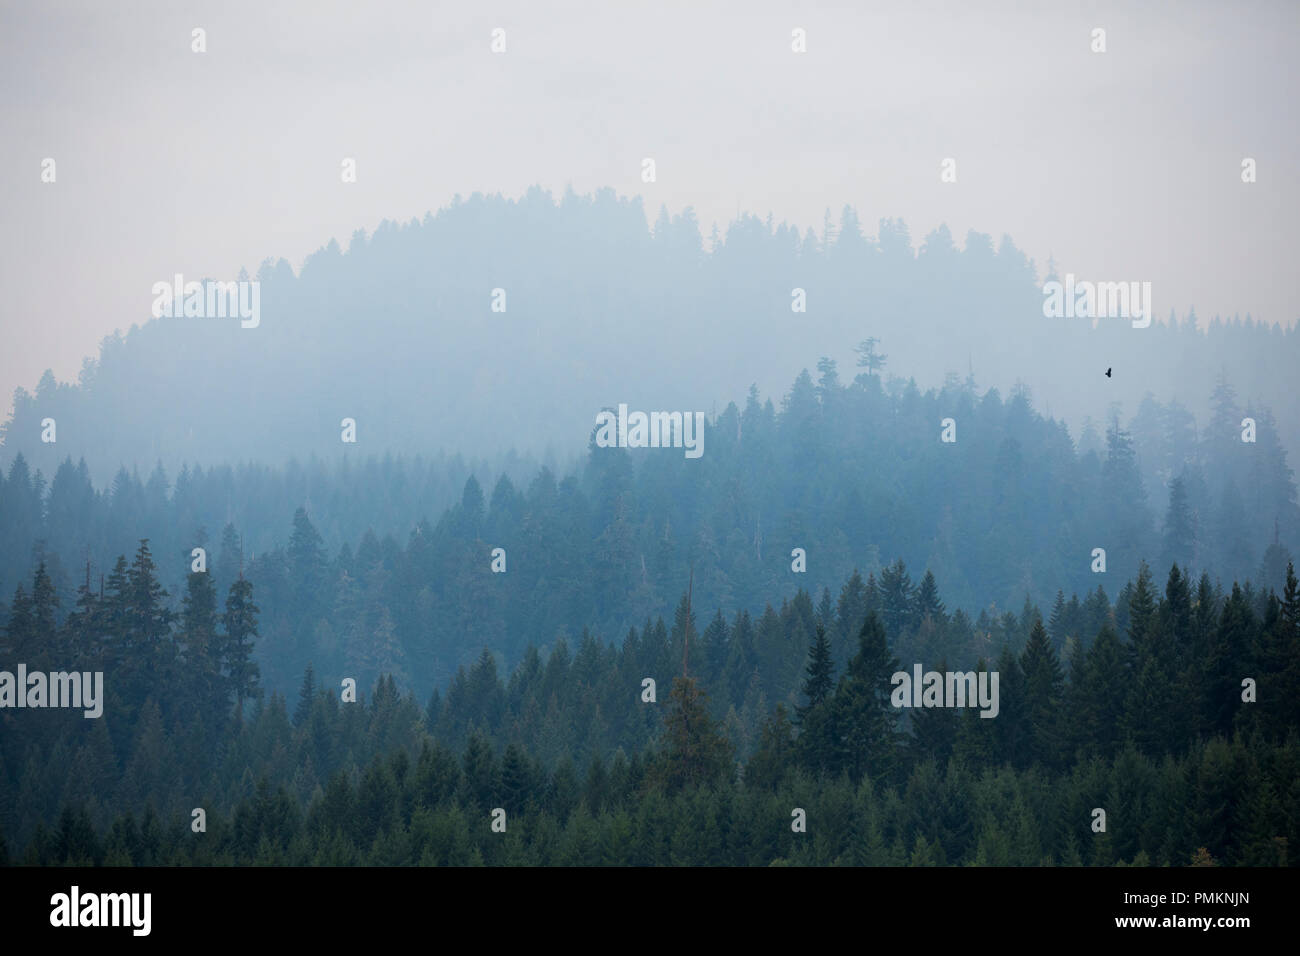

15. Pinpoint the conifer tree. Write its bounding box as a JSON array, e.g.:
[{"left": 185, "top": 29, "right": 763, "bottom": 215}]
[
  {"left": 1020, "top": 621, "right": 1064, "bottom": 768},
  {"left": 827, "top": 611, "right": 901, "bottom": 784},
  {"left": 654, "top": 676, "right": 733, "bottom": 793},
  {"left": 797, "top": 624, "right": 835, "bottom": 720},
  {"left": 223, "top": 575, "right": 261, "bottom": 721},
  {"left": 181, "top": 565, "right": 226, "bottom": 731},
  {"left": 294, "top": 664, "right": 316, "bottom": 727}
]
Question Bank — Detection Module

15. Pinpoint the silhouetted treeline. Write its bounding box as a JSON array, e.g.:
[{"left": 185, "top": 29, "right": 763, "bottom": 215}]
[
  {"left": 16, "top": 734, "right": 1294, "bottom": 866},
  {"left": 3, "top": 190, "right": 1298, "bottom": 488},
  {"left": 3, "top": 546, "right": 1297, "bottom": 865},
  {"left": 1, "top": 369, "right": 1294, "bottom": 697}
]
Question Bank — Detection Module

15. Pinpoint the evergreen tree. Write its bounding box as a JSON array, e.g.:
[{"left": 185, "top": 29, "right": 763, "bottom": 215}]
[
  {"left": 1047, "top": 590, "right": 1068, "bottom": 650},
  {"left": 909, "top": 657, "right": 959, "bottom": 766},
  {"left": 181, "top": 565, "right": 226, "bottom": 731},
  {"left": 827, "top": 611, "right": 901, "bottom": 784},
  {"left": 1020, "top": 621, "right": 1064, "bottom": 768},
  {"left": 797, "top": 624, "right": 835, "bottom": 719},
  {"left": 915, "top": 570, "right": 946, "bottom": 625},
  {"left": 294, "top": 664, "right": 316, "bottom": 727},
  {"left": 1162, "top": 476, "right": 1197, "bottom": 574},
  {"left": 1203, "top": 585, "right": 1254, "bottom": 737},
  {"left": 878, "top": 559, "right": 915, "bottom": 638},
  {"left": 653, "top": 677, "right": 733, "bottom": 793},
  {"left": 744, "top": 704, "right": 795, "bottom": 790},
  {"left": 223, "top": 575, "right": 262, "bottom": 721},
  {"left": 3, "top": 585, "right": 33, "bottom": 660},
  {"left": 30, "top": 563, "right": 58, "bottom": 664}
]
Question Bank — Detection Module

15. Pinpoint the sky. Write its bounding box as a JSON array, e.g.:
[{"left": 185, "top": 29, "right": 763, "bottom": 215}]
[{"left": 1, "top": 0, "right": 1296, "bottom": 420}]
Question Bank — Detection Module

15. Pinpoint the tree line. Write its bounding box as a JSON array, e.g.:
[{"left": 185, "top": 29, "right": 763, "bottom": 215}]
[
  {"left": 1, "top": 369, "right": 1294, "bottom": 700},
  {"left": 3, "top": 543, "right": 1296, "bottom": 865}
]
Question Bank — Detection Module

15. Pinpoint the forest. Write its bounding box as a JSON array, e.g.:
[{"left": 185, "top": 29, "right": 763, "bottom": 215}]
[
  {"left": 3, "top": 190, "right": 1298, "bottom": 490},
  {"left": 0, "top": 366, "right": 1294, "bottom": 701},
  {"left": 1, "top": 286, "right": 1296, "bottom": 868},
  {"left": 1, "top": 524, "right": 1297, "bottom": 865}
]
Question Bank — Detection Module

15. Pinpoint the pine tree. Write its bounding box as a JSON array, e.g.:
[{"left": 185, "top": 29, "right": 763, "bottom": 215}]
[
  {"left": 952, "top": 660, "right": 996, "bottom": 767},
  {"left": 459, "top": 732, "right": 498, "bottom": 809},
  {"left": 181, "top": 566, "right": 226, "bottom": 732},
  {"left": 878, "top": 559, "right": 915, "bottom": 638},
  {"left": 1072, "top": 625, "right": 1124, "bottom": 758},
  {"left": 3, "top": 584, "right": 33, "bottom": 660},
  {"left": 915, "top": 570, "right": 946, "bottom": 625},
  {"left": 795, "top": 629, "right": 837, "bottom": 780},
  {"left": 500, "top": 743, "right": 534, "bottom": 811},
  {"left": 797, "top": 624, "right": 835, "bottom": 720},
  {"left": 1047, "top": 590, "right": 1068, "bottom": 649},
  {"left": 1270, "top": 562, "right": 1300, "bottom": 733},
  {"left": 992, "top": 644, "right": 1026, "bottom": 766},
  {"left": 1125, "top": 562, "right": 1158, "bottom": 647},
  {"left": 1020, "top": 621, "right": 1064, "bottom": 768},
  {"left": 827, "top": 611, "right": 901, "bottom": 784},
  {"left": 815, "top": 588, "right": 833, "bottom": 630},
  {"left": 909, "top": 657, "right": 958, "bottom": 766},
  {"left": 1203, "top": 585, "right": 1254, "bottom": 737},
  {"left": 62, "top": 565, "right": 101, "bottom": 670},
  {"left": 745, "top": 704, "right": 795, "bottom": 790},
  {"left": 1162, "top": 476, "right": 1196, "bottom": 574},
  {"left": 120, "top": 540, "right": 176, "bottom": 708},
  {"left": 30, "top": 563, "right": 58, "bottom": 665},
  {"left": 653, "top": 676, "right": 734, "bottom": 793},
  {"left": 1082, "top": 585, "right": 1112, "bottom": 643},
  {"left": 294, "top": 664, "right": 316, "bottom": 727},
  {"left": 222, "top": 575, "right": 261, "bottom": 721}
]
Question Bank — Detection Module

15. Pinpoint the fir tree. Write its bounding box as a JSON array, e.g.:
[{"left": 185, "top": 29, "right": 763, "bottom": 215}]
[
  {"left": 797, "top": 624, "right": 835, "bottom": 720},
  {"left": 223, "top": 575, "right": 261, "bottom": 721},
  {"left": 294, "top": 664, "right": 316, "bottom": 727},
  {"left": 653, "top": 676, "right": 734, "bottom": 793},
  {"left": 1020, "top": 621, "right": 1064, "bottom": 768},
  {"left": 827, "top": 611, "right": 901, "bottom": 784}
]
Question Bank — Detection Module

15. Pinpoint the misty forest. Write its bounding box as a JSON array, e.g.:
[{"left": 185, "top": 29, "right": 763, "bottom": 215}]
[{"left": 1, "top": 195, "right": 1298, "bottom": 867}]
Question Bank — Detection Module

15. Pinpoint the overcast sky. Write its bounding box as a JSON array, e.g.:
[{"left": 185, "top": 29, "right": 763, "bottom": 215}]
[{"left": 1, "top": 0, "right": 1295, "bottom": 419}]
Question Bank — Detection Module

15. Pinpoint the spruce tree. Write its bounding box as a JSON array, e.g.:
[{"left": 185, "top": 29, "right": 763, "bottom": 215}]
[
  {"left": 30, "top": 563, "right": 58, "bottom": 665},
  {"left": 654, "top": 676, "right": 733, "bottom": 793},
  {"left": 797, "top": 624, "right": 835, "bottom": 720},
  {"left": 1162, "top": 476, "right": 1197, "bottom": 573},
  {"left": 181, "top": 566, "right": 226, "bottom": 731},
  {"left": 915, "top": 570, "right": 946, "bottom": 625},
  {"left": 1047, "top": 590, "right": 1068, "bottom": 649},
  {"left": 294, "top": 664, "right": 316, "bottom": 727},
  {"left": 1020, "top": 621, "right": 1064, "bottom": 768},
  {"left": 3, "top": 584, "right": 33, "bottom": 660},
  {"left": 910, "top": 657, "right": 958, "bottom": 765},
  {"left": 1203, "top": 584, "right": 1254, "bottom": 737},
  {"left": 827, "top": 611, "right": 901, "bottom": 784},
  {"left": 222, "top": 575, "right": 261, "bottom": 721}
]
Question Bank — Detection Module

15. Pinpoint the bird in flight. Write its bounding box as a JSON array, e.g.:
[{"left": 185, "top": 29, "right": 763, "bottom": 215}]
[{"left": 1105, "top": 368, "right": 1112, "bottom": 378}]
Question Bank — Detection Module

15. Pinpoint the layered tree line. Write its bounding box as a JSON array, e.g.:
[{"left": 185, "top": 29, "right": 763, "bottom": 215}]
[
  {"left": 4, "top": 190, "right": 1298, "bottom": 487},
  {"left": 2, "top": 540, "right": 1297, "bottom": 866},
  {"left": 0, "top": 369, "right": 1294, "bottom": 699}
]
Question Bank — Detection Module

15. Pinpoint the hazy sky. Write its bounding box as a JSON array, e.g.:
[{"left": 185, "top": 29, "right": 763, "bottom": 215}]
[{"left": 1, "top": 0, "right": 1295, "bottom": 419}]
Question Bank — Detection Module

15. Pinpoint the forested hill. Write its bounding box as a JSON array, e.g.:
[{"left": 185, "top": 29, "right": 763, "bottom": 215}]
[
  {"left": 3, "top": 188, "right": 1297, "bottom": 486},
  {"left": 1, "top": 360, "right": 1295, "bottom": 699}
]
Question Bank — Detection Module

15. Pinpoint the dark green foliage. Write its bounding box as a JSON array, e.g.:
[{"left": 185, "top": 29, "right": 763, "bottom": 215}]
[
  {"left": 1, "top": 520, "right": 1296, "bottom": 865},
  {"left": 651, "top": 677, "right": 734, "bottom": 794}
]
